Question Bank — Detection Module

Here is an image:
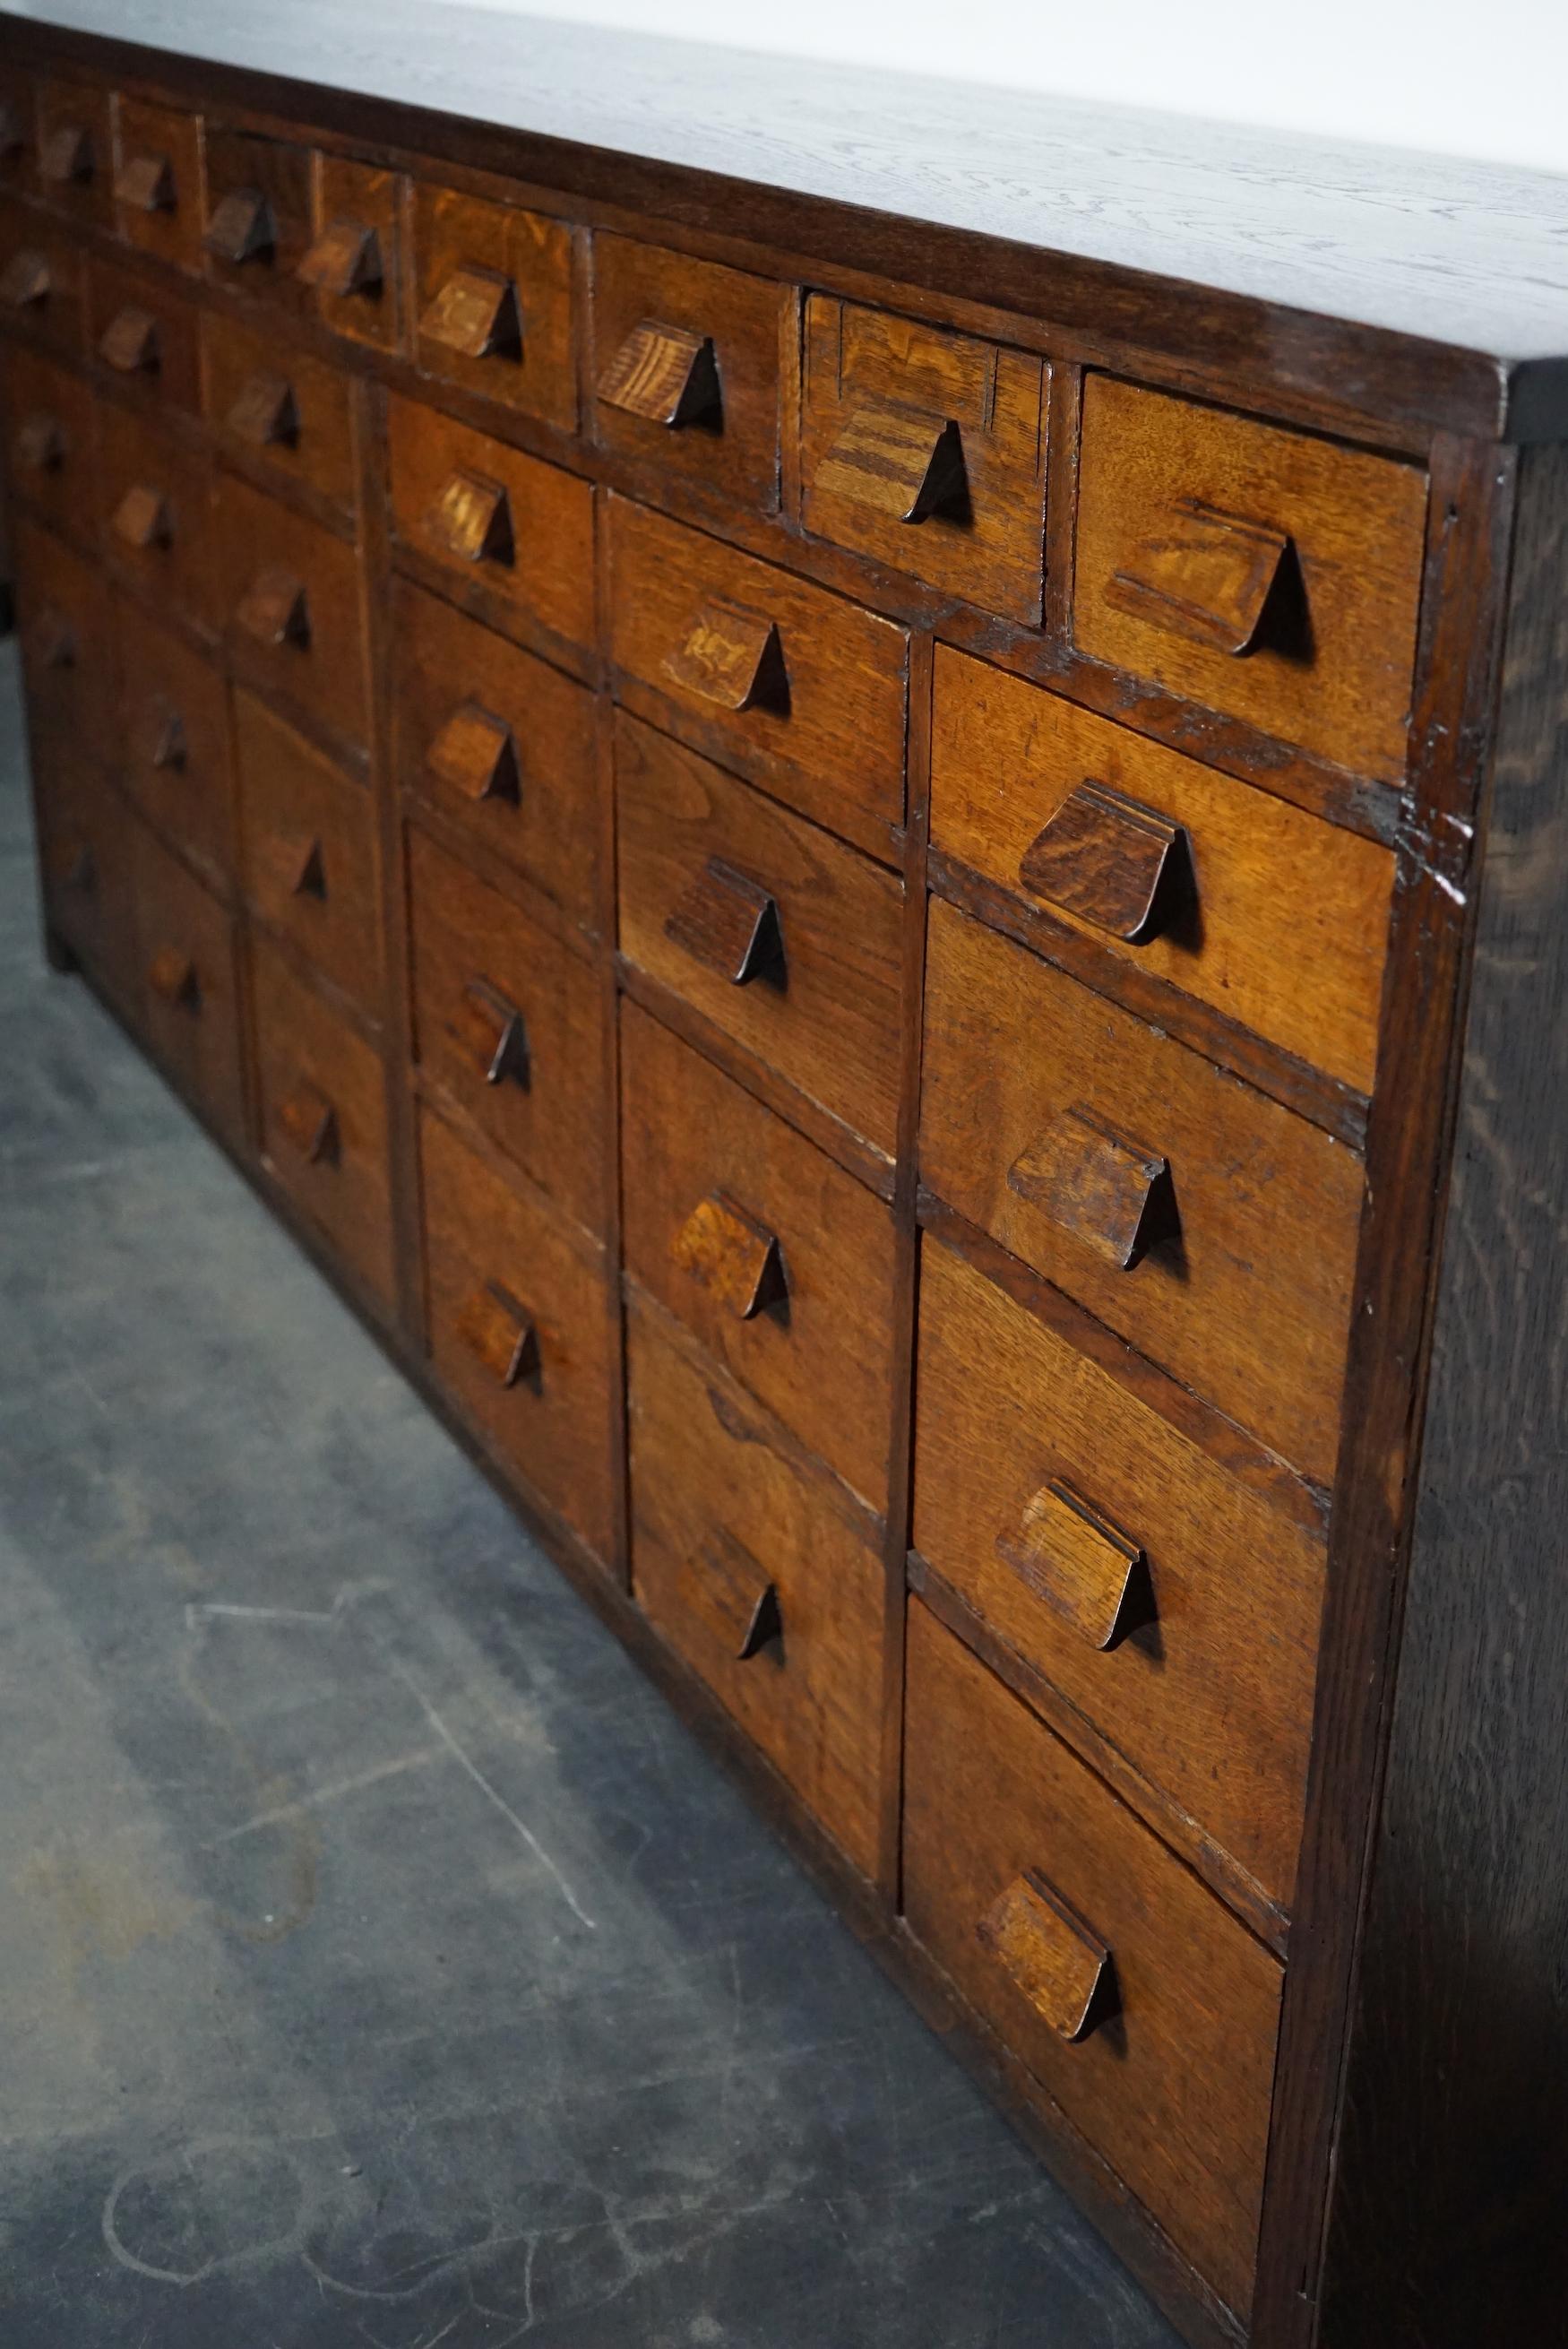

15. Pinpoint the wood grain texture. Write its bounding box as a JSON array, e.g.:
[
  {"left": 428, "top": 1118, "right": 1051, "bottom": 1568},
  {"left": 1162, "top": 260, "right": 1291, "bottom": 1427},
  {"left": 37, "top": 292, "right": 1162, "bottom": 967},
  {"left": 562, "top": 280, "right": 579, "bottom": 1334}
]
[
  {"left": 411, "top": 179, "right": 574, "bottom": 433},
  {"left": 312, "top": 151, "right": 404, "bottom": 353},
  {"left": 202, "top": 304, "right": 358, "bottom": 514},
  {"left": 234, "top": 687, "right": 381, "bottom": 1019}
]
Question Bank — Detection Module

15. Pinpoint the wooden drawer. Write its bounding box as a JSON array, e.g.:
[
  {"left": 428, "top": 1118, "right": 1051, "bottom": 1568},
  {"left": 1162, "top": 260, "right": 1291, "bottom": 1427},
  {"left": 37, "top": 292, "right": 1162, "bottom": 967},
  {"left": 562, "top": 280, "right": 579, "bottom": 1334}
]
[
  {"left": 202, "top": 125, "right": 314, "bottom": 316},
  {"left": 0, "top": 68, "right": 35, "bottom": 193},
  {"left": 921, "top": 900, "right": 1363, "bottom": 1483},
  {"left": 607, "top": 493, "right": 909, "bottom": 859},
  {"left": 96, "top": 401, "right": 218, "bottom": 635},
  {"left": 130, "top": 815, "right": 246, "bottom": 1153},
  {"left": 252, "top": 931, "right": 394, "bottom": 1310},
  {"left": 914, "top": 1235, "right": 1322, "bottom": 1912},
  {"left": 0, "top": 202, "right": 83, "bottom": 354},
  {"left": 14, "top": 515, "right": 117, "bottom": 774},
  {"left": 216, "top": 475, "right": 369, "bottom": 754},
  {"left": 386, "top": 393, "right": 593, "bottom": 658},
  {"left": 592, "top": 233, "right": 786, "bottom": 511},
  {"left": 37, "top": 755, "right": 141, "bottom": 1010},
  {"left": 35, "top": 76, "right": 114, "bottom": 229},
  {"left": 408, "top": 826, "right": 607, "bottom": 1234},
  {"left": 87, "top": 256, "right": 202, "bottom": 414},
  {"left": 903, "top": 1601, "right": 1281, "bottom": 2321},
  {"left": 3, "top": 342, "right": 96, "bottom": 540},
  {"left": 411, "top": 181, "right": 574, "bottom": 432},
  {"left": 616, "top": 713, "right": 904, "bottom": 1161},
  {"left": 420, "top": 1105, "right": 614, "bottom": 1561},
  {"left": 801, "top": 295, "right": 1049, "bottom": 625},
  {"left": 113, "top": 95, "right": 204, "bottom": 273},
  {"left": 116, "top": 595, "right": 234, "bottom": 884},
  {"left": 392, "top": 578, "right": 597, "bottom": 923},
  {"left": 930, "top": 647, "right": 1396, "bottom": 1094},
  {"left": 202, "top": 307, "right": 357, "bottom": 516},
  {"left": 627, "top": 1299, "right": 886, "bottom": 1878},
  {"left": 1074, "top": 376, "right": 1427, "bottom": 784},
  {"left": 305, "top": 153, "right": 405, "bottom": 352},
  {"left": 236, "top": 691, "right": 381, "bottom": 1016},
  {"left": 620, "top": 1000, "right": 898, "bottom": 1507}
]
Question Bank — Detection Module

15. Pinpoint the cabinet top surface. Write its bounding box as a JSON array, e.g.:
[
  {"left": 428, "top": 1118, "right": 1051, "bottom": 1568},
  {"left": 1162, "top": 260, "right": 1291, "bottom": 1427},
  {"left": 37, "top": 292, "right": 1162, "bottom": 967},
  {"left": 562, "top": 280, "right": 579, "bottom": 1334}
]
[{"left": 8, "top": 0, "right": 1568, "bottom": 381}]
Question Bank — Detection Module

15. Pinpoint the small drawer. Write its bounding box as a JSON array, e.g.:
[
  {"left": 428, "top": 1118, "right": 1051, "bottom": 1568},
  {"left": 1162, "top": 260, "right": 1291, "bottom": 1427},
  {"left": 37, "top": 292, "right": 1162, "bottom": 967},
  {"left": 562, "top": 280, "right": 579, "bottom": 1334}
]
[
  {"left": 116, "top": 594, "right": 235, "bottom": 884},
  {"left": 3, "top": 343, "right": 96, "bottom": 540},
  {"left": 37, "top": 756, "right": 142, "bottom": 1010},
  {"left": 0, "top": 203, "right": 83, "bottom": 353},
  {"left": 903, "top": 1601, "right": 1281, "bottom": 2320},
  {"left": 592, "top": 233, "right": 786, "bottom": 511},
  {"left": 1074, "top": 376, "right": 1427, "bottom": 784},
  {"left": 920, "top": 899, "right": 1362, "bottom": 1483},
  {"left": 252, "top": 931, "right": 394, "bottom": 1310},
  {"left": 87, "top": 257, "right": 202, "bottom": 413},
  {"left": 407, "top": 826, "right": 607, "bottom": 1235},
  {"left": 930, "top": 647, "right": 1396, "bottom": 1095},
  {"left": 216, "top": 475, "right": 369, "bottom": 754},
  {"left": 202, "top": 307, "right": 357, "bottom": 515},
  {"left": 616, "top": 713, "right": 903, "bottom": 1160},
  {"left": 35, "top": 77, "right": 115, "bottom": 229},
  {"left": 303, "top": 153, "right": 405, "bottom": 352},
  {"left": 235, "top": 689, "right": 381, "bottom": 1017},
  {"left": 607, "top": 493, "right": 909, "bottom": 859},
  {"left": 913, "top": 1234, "right": 1323, "bottom": 1911},
  {"left": 202, "top": 125, "right": 313, "bottom": 315},
  {"left": 14, "top": 515, "right": 117, "bottom": 775},
  {"left": 392, "top": 578, "right": 596, "bottom": 922},
  {"left": 96, "top": 401, "right": 218, "bottom": 635},
  {"left": 801, "top": 296, "right": 1049, "bottom": 625},
  {"left": 131, "top": 815, "right": 246, "bottom": 1153},
  {"left": 386, "top": 392, "right": 593, "bottom": 657},
  {"left": 628, "top": 1299, "right": 886, "bottom": 1879},
  {"left": 0, "top": 68, "right": 35, "bottom": 192},
  {"left": 113, "top": 95, "right": 204, "bottom": 273},
  {"left": 420, "top": 1104, "right": 614, "bottom": 1562},
  {"left": 411, "top": 181, "right": 574, "bottom": 432},
  {"left": 620, "top": 1000, "right": 898, "bottom": 1508}
]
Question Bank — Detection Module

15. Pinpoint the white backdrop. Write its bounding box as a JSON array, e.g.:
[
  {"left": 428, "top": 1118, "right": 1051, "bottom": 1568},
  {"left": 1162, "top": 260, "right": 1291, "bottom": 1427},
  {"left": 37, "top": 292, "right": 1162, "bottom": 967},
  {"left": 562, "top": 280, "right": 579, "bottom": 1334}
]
[{"left": 439, "top": 0, "right": 1568, "bottom": 175}]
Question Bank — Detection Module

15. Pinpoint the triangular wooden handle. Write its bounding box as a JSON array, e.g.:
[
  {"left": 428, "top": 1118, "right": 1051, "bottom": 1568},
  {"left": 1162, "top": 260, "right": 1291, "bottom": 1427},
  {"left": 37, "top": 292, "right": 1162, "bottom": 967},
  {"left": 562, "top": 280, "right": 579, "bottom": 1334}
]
[
  {"left": 426, "top": 468, "right": 513, "bottom": 566},
  {"left": 977, "top": 1870, "right": 1117, "bottom": 2042},
  {"left": 99, "top": 305, "right": 161, "bottom": 376},
  {"left": 1007, "top": 1103, "right": 1178, "bottom": 1272},
  {"left": 297, "top": 217, "right": 383, "bottom": 298},
  {"left": 456, "top": 1278, "right": 540, "bottom": 1389},
  {"left": 276, "top": 1077, "right": 340, "bottom": 1167},
  {"left": 677, "top": 1527, "right": 783, "bottom": 1662},
  {"left": 453, "top": 975, "right": 530, "bottom": 1088},
  {"left": 1019, "top": 780, "right": 1187, "bottom": 945},
  {"left": 204, "top": 185, "right": 274, "bottom": 264},
  {"left": 13, "top": 412, "right": 65, "bottom": 473},
  {"left": 116, "top": 149, "right": 176, "bottom": 213},
  {"left": 662, "top": 596, "right": 788, "bottom": 712},
  {"left": 598, "top": 319, "right": 720, "bottom": 427},
  {"left": 112, "top": 483, "right": 173, "bottom": 550},
  {"left": 1106, "top": 497, "right": 1292, "bottom": 655},
  {"left": 670, "top": 1191, "right": 788, "bottom": 1319},
  {"left": 995, "top": 1476, "right": 1153, "bottom": 1651},
  {"left": 420, "top": 264, "right": 521, "bottom": 360},
  {"left": 227, "top": 370, "right": 299, "bottom": 449},
  {"left": 39, "top": 121, "right": 93, "bottom": 185},
  {"left": 146, "top": 943, "right": 200, "bottom": 1010},
  {"left": 814, "top": 401, "right": 967, "bottom": 523},
  {"left": 426, "top": 700, "right": 521, "bottom": 805},
  {"left": 664, "top": 855, "right": 785, "bottom": 988},
  {"left": 236, "top": 566, "right": 311, "bottom": 650},
  {"left": 2, "top": 249, "right": 51, "bottom": 308}
]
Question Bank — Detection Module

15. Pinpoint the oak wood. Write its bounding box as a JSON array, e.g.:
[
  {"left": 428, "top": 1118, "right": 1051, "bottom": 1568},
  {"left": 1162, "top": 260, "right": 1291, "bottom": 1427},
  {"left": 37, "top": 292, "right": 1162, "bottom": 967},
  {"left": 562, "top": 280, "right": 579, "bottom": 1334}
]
[
  {"left": 202, "top": 303, "right": 358, "bottom": 514},
  {"left": 115, "top": 589, "right": 234, "bottom": 887},
  {"left": 411, "top": 179, "right": 574, "bottom": 433},
  {"left": 95, "top": 395, "right": 217, "bottom": 635},
  {"left": 234, "top": 687, "right": 381, "bottom": 1019},
  {"left": 202, "top": 122, "right": 314, "bottom": 315},
  {"left": 310, "top": 151, "right": 403, "bottom": 353},
  {"left": 217, "top": 469, "right": 369, "bottom": 751}
]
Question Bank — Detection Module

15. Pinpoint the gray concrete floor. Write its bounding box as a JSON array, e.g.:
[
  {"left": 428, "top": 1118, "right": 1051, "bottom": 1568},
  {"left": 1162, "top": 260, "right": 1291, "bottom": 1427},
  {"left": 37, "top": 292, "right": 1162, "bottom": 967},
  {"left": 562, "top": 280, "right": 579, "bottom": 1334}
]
[{"left": 0, "top": 641, "right": 1181, "bottom": 2349}]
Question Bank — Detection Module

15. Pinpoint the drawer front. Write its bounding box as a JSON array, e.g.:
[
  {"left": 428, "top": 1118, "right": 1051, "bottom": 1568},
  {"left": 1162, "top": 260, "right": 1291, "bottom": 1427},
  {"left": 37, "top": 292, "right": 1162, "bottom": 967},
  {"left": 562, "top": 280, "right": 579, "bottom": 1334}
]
[
  {"left": 920, "top": 899, "right": 1362, "bottom": 1483},
  {"left": 37, "top": 755, "right": 141, "bottom": 1009},
  {"left": 14, "top": 515, "right": 117, "bottom": 774},
  {"left": 420, "top": 1104, "right": 614, "bottom": 1560},
  {"left": 236, "top": 691, "right": 381, "bottom": 1016},
  {"left": 801, "top": 295, "right": 1049, "bottom": 624},
  {"left": 202, "top": 308, "right": 358, "bottom": 515},
  {"left": 113, "top": 95, "right": 204, "bottom": 273},
  {"left": 628, "top": 1300, "right": 885, "bottom": 1878},
  {"left": 307, "top": 154, "right": 405, "bottom": 352},
  {"left": 3, "top": 342, "right": 96, "bottom": 540},
  {"left": 97, "top": 401, "right": 218, "bottom": 634},
  {"left": 116, "top": 595, "right": 235, "bottom": 883},
  {"left": 931, "top": 647, "right": 1396, "bottom": 1094},
  {"left": 392, "top": 579, "right": 597, "bottom": 922},
  {"left": 914, "top": 1236, "right": 1322, "bottom": 1909},
  {"left": 616, "top": 713, "right": 904, "bottom": 1159},
  {"left": 607, "top": 493, "right": 909, "bottom": 858},
  {"left": 87, "top": 256, "right": 202, "bottom": 414},
  {"left": 386, "top": 393, "right": 593, "bottom": 656},
  {"left": 0, "top": 68, "right": 35, "bottom": 193},
  {"left": 621, "top": 1000, "right": 898, "bottom": 1507},
  {"left": 592, "top": 233, "right": 786, "bottom": 511},
  {"left": 202, "top": 125, "right": 314, "bottom": 315},
  {"left": 131, "top": 815, "right": 246, "bottom": 1153},
  {"left": 35, "top": 76, "right": 114, "bottom": 229},
  {"left": 903, "top": 1601, "right": 1281, "bottom": 2321},
  {"left": 0, "top": 202, "right": 83, "bottom": 354},
  {"left": 411, "top": 181, "right": 574, "bottom": 432},
  {"left": 1074, "top": 376, "right": 1427, "bottom": 784},
  {"left": 252, "top": 931, "right": 394, "bottom": 1310},
  {"left": 216, "top": 475, "right": 369, "bottom": 754},
  {"left": 408, "top": 826, "right": 607, "bottom": 1234}
]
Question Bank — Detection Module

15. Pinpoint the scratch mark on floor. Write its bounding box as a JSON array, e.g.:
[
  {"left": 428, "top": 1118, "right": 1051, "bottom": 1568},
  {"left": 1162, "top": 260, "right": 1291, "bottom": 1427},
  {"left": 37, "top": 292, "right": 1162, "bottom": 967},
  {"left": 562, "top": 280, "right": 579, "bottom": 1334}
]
[
  {"left": 185, "top": 1582, "right": 386, "bottom": 1633},
  {"left": 210, "top": 1747, "right": 444, "bottom": 1845}
]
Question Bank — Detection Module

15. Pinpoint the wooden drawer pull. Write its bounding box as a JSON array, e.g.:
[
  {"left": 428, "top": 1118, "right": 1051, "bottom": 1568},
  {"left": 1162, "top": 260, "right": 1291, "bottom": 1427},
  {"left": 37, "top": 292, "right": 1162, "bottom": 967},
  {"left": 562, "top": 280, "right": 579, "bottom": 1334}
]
[
  {"left": 428, "top": 468, "right": 513, "bottom": 566},
  {"left": 599, "top": 319, "right": 721, "bottom": 427},
  {"left": 276, "top": 1077, "right": 340, "bottom": 1167},
  {"left": 204, "top": 186, "right": 275, "bottom": 265},
  {"left": 455, "top": 975, "right": 530, "bottom": 1088},
  {"left": 99, "top": 304, "right": 160, "bottom": 376},
  {"left": 420, "top": 264, "right": 521, "bottom": 360},
  {"left": 1019, "top": 780, "right": 1188, "bottom": 946},
  {"left": 457, "top": 1278, "right": 539, "bottom": 1389},
  {"left": 426, "top": 700, "right": 520, "bottom": 806},
  {"left": 146, "top": 943, "right": 200, "bottom": 1011},
  {"left": 39, "top": 122, "right": 92, "bottom": 185},
  {"left": 282, "top": 833, "right": 327, "bottom": 900},
  {"left": 113, "top": 483, "right": 173, "bottom": 550},
  {"left": 679, "top": 1528, "right": 783, "bottom": 1662},
  {"left": 136, "top": 693, "right": 186, "bottom": 773},
  {"left": 237, "top": 566, "right": 311, "bottom": 650},
  {"left": 814, "top": 401, "right": 967, "bottom": 524},
  {"left": 977, "top": 1870, "right": 1118, "bottom": 2042},
  {"left": 227, "top": 370, "right": 299, "bottom": 449},
  {"left": 27, "top": 609, "right": 75, "bottom": 669},
  {"left": 663, "top": 596, "right": 788, "bottom": 713},
  {"left": 1, "top": 248, "right": 50, "bottom": 308},
  {"left": 13, "top": 411, "right": 65, "bottom": 473},
  {"left": 1007, "top": 1104, "right": 1178, "bottom": 1272},
  {"left": 116, "top": 149, "right": 176, "bottom": 213},
  {"left": 297, "top": 217, "right": 383, "bottom": 298},
  {"left": 665, "top": 854, "right": 785, "bottom": 988},
  {"left": 996, "top": 1477, "right": 1154, "bottom": 1651},
  {"left": 671, "top": 1190, "right": 788, "bottom": 1320},
  {"left": 1106, "top": 497, "right": 1292, "bottom": 656}
]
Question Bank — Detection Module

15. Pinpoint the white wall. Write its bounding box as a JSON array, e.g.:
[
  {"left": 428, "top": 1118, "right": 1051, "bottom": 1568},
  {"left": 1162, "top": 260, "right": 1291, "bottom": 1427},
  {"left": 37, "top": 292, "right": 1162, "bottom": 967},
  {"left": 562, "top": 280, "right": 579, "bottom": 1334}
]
[{"left": 444, "top": 0, "right": 1568, "bottom": 176}]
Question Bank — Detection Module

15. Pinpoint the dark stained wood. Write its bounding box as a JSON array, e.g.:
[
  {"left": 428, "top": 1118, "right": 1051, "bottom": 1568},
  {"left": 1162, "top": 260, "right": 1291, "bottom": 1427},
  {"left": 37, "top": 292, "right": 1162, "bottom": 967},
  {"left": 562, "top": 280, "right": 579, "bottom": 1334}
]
[
  {"left": 0, "top": 198, "right": 83, "bottom": 354},
  {"left": 13, "top": 510, "right": 117, "bottom": 773},
  {"left": 305, "top": 154, "right": 404, "bottom": 352},
  {"left": 87, "top": 252, "right": 201, "bottom": 411},
  {"left": 202, "top": 123, "right": 314, "bottom": 315},
  {"left": 3, "top": 340, "right": 96, "bottom": 545},
  {"left": 34, "top": 73, "right": 111, "bottom": 229}
]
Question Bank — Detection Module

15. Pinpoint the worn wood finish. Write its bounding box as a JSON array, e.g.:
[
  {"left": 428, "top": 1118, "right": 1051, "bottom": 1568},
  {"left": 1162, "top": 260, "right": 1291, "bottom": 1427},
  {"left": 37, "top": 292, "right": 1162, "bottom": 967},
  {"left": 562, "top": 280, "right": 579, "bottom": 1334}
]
[
  {"left": 202, "top": 305, "right": 358, "bottom": 514},
  {"left": 95, "top": 397, "right": 218, "bottom": 635},
  {"left": 34, "top": 71, "right": 112, "bottom": 229},
  {"left": 202, "top": 121, "right": 314, "bottom": 314},
  {"left": 217, "top": 469, "right": 369, "bottom": 753},
  {"left": 112, "top": 92, "right": 202, "bottom": 272},
  {"left": 116, "top": 590, "right": 234, "bottom": 885},
  {"left": 310, "top": 151, "right": 403, "bottom": 351},
  {"left": 0, "top": 194, "right": 82, "bottom": 353},
  {"left": 411, "top": 180, "right": 575, "bottom": 433},
  {"left": 3, "top": 339, "right": 95, "bottom": 541},
  {"left": 87, "top": 251, "right": 200, "bottom": 412},
  {"left": 233, "top": 688, "right": 381, "bottom": 1018}
]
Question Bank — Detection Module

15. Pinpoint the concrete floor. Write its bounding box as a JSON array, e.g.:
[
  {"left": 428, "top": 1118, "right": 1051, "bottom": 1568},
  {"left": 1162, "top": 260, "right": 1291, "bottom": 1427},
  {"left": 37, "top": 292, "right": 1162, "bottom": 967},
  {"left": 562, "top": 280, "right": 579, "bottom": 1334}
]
[{"left": 0, "top": 641, "right": 1181, "bottom": 2349}]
